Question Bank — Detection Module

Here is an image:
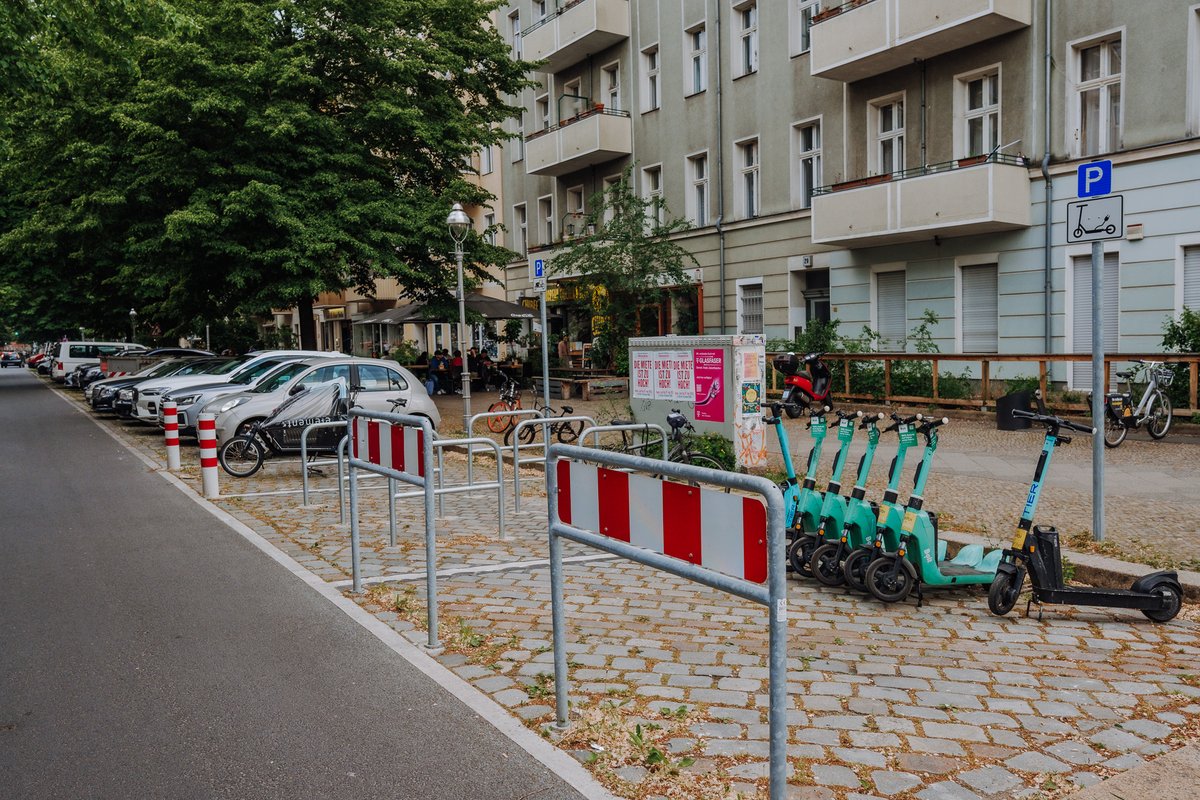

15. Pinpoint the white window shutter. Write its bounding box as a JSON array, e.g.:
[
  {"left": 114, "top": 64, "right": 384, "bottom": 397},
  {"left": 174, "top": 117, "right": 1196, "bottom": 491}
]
[
  {"left": 961, "top": 264, "right": 998, "bottom": 353},
  {"left": 1184, "top": 246, "right": 1200, "bottom": 311},
  {"left": 876, "top": 271, "right": 907, "bottom": 351}
]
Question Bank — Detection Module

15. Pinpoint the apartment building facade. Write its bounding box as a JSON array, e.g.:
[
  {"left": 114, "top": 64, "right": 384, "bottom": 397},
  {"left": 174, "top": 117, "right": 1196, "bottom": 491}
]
[{"left": 496, "top": 0, "right": 1200, "bottom": 386}]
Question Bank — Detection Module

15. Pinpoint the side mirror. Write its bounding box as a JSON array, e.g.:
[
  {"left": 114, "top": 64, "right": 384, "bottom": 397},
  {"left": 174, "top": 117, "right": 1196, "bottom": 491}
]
[{"left": 288, "top": 383, "right": 307, "bottom": 396}]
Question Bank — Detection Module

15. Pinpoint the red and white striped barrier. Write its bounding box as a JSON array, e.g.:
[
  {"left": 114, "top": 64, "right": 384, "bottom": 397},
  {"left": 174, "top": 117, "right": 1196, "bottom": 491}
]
[
  {"left": 556, "top": 461, "right": 768, "bottom": 583},
  {"left": 197, "top": 414, "right": 219, "bottom": 498},
  {"left": 351, "top": 417, "right": 425, "bottom": 477},
  {"left": 162, "top": 401, "right": 181, "bottom": 471}
]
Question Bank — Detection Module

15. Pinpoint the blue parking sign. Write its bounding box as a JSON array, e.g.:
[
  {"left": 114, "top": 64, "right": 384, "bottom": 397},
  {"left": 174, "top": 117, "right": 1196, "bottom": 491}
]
[
  {"left": 534, "top": 259, "right": 544, "bottom": 279},
  {"left": 1077, "top": 160, "right": 1112, "bottom": 198}
]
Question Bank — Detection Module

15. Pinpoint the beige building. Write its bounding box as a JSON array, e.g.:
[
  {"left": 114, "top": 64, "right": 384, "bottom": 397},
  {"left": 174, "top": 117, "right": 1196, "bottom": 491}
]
[{"left": 495, "top": 0, "right": 1200, "bottom": 386}]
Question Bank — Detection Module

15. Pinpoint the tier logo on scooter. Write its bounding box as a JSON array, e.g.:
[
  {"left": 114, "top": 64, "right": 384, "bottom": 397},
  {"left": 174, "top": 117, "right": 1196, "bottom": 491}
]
[{"left": 1023, "top": 481, "right": 1040, "bottom": 517}]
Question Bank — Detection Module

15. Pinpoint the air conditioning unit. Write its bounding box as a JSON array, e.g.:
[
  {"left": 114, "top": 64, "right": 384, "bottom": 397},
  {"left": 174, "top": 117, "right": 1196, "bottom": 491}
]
[{"left": 800, "top": 255, "right": 813, "bottom": 268}]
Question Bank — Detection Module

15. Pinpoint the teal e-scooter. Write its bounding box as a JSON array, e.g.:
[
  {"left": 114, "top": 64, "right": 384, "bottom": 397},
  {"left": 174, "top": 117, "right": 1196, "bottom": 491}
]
[
  {"left": 988, "top": 408, "right": 1182, "bottom": 622},
  {"left": 764, "top": 402, "right": 826, "bottom": 531},
  {"left": 865, "top": 418, "right": 1004, "bottom": 605},
  {"left": 809, "top": 411, "right": 887, "bottom": 586},
  {"left": 841, "top": 413, "right": 925, "bottom": 592}
]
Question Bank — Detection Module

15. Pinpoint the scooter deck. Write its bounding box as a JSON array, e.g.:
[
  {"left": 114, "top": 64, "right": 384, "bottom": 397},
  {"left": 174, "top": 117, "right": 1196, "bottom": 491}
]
[{"left": 938, "top": 563, "right": 994, "bottom": 578}]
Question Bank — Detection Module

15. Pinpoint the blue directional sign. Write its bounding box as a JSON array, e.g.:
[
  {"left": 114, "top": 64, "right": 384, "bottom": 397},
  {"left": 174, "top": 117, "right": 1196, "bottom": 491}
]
[
  {"left": 1077, "top": 160, "right": 1112, "bottom": 198},
  {"left": 534, "top": 258, "right": 545, "bottom": 279}
]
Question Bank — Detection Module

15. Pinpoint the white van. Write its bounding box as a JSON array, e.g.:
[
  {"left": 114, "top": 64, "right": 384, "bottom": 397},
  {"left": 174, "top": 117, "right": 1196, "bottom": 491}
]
[{"left": 50, "top": 341, "right": 146, "bottom": 382}]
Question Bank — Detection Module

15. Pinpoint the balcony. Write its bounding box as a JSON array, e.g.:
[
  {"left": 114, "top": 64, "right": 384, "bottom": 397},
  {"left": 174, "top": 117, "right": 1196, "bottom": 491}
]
[
  {"left": 810, "top": 154, "right": 1032, "bottom": 247},
  {"left": 810, "top": 0, "right": 1032, "bottom": 82},
  {"left": 524, "top": 107, "right": 632, "bottom": 177},
  {"left": 523, "top": 0, "right": 630, "bottom": 74}
]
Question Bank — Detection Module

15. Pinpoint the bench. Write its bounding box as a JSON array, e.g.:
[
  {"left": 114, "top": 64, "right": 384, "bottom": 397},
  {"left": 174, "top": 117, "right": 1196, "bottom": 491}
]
[{"left": 582, "top": 377, "right": 628, "bottom": 401}]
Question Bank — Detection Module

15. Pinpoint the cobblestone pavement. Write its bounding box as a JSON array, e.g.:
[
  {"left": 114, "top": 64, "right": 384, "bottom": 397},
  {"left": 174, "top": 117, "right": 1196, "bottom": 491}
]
[{"left": 64, "top": 385, "right": 1200, "bottom": 800}]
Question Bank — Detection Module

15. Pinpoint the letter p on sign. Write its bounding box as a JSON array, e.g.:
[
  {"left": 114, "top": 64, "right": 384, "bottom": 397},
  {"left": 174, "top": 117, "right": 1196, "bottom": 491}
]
[{"left": 1078, "top": 160, "right": 1112, "bottom": 198}]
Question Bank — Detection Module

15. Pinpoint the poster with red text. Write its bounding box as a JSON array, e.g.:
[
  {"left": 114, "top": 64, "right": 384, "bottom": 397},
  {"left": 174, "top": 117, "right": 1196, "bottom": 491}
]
[
  {"left": 631, "top": 351, "right": 653, "bottom": 399},
  {"left": 671, "top": 350, "right": 693, "bottom": 402},
  {"left": 692, "top": 348, "right": 725, "bottom": 422},
  {"left": 653, "top": 351, "right": 674, "bottom": 399}
]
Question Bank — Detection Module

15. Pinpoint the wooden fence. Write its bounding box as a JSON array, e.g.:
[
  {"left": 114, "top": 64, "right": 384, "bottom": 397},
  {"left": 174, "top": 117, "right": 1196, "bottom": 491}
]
[{"left": 764, "top": 352, "right": 1200, "bottom": 415}]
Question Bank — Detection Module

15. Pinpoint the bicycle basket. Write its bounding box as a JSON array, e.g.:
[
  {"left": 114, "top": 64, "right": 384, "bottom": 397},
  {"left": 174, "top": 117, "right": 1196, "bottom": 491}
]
[{"left": 1153, "top": 367, "right": 1175, "bottom": 387}]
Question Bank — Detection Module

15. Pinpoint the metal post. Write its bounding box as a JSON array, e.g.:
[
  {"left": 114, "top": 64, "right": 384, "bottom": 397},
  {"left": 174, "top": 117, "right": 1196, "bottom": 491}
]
[
  {"left": 388, "top": 477, "right": 396, "bottom": 546},
  {"left": 337, "top": 436, "right": 347, "bottom": 525},
  {"left": 1091, "top": 240, "right": 1105, "bottom": 542},
  {"left": 766, "top": 476, "right": 788, "bottom": 800},
  {"left": 437, "top": 447, "right": 445, "bottom": 517},
  {"left": 539, "top": 289, "right": 551, "bottom": 411},
  {"left": 348, "top": 442, "right": 362, "bottom": 594},
  {"left": 422, "top": 427, "right": 440, "bottom": 650},
  {"left": 456, "top": 241, "right": 471, "bottom": 436},
  {"left": 547, "top": 458, "right": 570, "bottom": 728}
]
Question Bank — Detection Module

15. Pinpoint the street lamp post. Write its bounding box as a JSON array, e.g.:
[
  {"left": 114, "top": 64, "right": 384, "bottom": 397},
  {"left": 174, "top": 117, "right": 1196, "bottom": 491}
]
[
  {"left": 447, "top": 203, "right": 472, "bottom": 435},
  {"left": 128, "top": 308, "right": 137, "bottom": 344}
]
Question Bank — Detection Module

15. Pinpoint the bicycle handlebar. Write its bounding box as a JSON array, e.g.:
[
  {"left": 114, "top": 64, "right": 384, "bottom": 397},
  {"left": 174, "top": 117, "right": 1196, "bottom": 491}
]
[{"left": 1012, "top": 409, "right": 1096, "bottom": 435}]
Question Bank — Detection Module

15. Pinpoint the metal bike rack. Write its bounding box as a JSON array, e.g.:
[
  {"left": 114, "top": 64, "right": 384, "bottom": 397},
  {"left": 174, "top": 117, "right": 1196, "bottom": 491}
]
[
  {"left": 386, "top": 436, "right": 508, "bottom": 542},
  {"left": 299, "top": 421, "right": 348, "bottom": 506},
  {"left": 510, "top": 415, "right": 596, "bottom": 513},
  {"left": 346, "top": 409, "right": 440, "bottom": 648},
  {"left": 466, "top": 408, "right": 543, "bottom": 485},
  {"left": 579, "top": 422, "right": 669, "bottom": 461},
  {"left": 546, "top": 444, "right": 788, "bottom": 800}
]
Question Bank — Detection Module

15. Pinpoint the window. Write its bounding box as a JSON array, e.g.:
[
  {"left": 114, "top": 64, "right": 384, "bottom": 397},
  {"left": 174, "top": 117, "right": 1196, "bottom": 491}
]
[
  {"left": 563, "top": 78, "right": 584, "bottom": 119},
  {"left": 534, "top": 0, "right": 546, "bottom": 20},
  {"left": 513, "top": 204, "right": 527, "bottom": 255},
  {"left": 1182, "top": 245, "right": 1200, "bottom": 311},
  {"left": 687, "top": 153, "right": 709, "bottom": 226},
  {"left": 793, "top": 0, "right": 820, "bottom": 56},
  {"left": 794, "top": 121, "right": 821, "bottom": 209},
  {"left": 479, "top": 144, "right": 493, "bottom": 175},
  {"left": 565, "top": 186, "right": 585, "bottom": 238},
  {"left": 300, "top": 364, "right": 352, "bottom": 388},
  {"left": 509, "top": 11, "right": 521, "bottom": 59},
  {"left": 643, "top": 166, "right": 663, "bottom": 227},
  {"left": 959, "top": 69, "right": 1000, "bottom": 158},
  {"left": 686, "top": 24, "right": 707, "bottom": 96},
  {"left": 1190, "top": 7, "right": 1200, "bottom": 134},
  {"left": 1074, "top": 36, "right": 1122, "bottom": 156},
  {"left": 642, "top": 46, "right": 660, "bottom": 112},
  {"left": 514, "top": 121, "right": 525, "bottom": 162},
  {"left": 358, "top": 364, "right": 407, "bottom": 392},
  {"left": 1071, "top": 252, "right": 1119, "bottom": 387},
  {"left": 738, "top": 281, "right": 764, "bottom": 335},
  {"left": 960, "top": 264, "right": 998, "bottom": 353},
  {"left": 483, "top": 212, "right": 497, "bottom": 246},
  {"left": 871, "top": 96, "right": 905, "bottom": 175},
  {"left": 735, "top": 2, "right": 758, "bottom": 77},
  {"left": 602, "top": 63, "right": 620, "bottom": 111},
  {"left": 536, "top": 95, "right": 550, "bottom": 131},
  {"left": 737, "top": 138, "right": 759, "bottom": 219},
  {"left": 538, "top": 195, "right": 554, "bottom": 244},
  {"left": 875, "top": 270, "right": 907, "bottom": 351}
]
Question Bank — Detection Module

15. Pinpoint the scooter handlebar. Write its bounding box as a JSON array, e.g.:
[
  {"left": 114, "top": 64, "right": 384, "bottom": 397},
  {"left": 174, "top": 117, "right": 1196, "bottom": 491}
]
[
  {"left": 1012, "top": 409, "right": 1096, "bottom": 435},
  {"left": 883, "top": 412, "right": 922, "bottom": 432}
]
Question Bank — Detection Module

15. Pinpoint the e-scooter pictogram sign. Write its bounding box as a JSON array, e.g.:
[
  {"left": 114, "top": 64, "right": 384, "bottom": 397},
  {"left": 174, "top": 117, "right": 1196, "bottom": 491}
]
[{"left": 1066, "top": 195, "right": 1122, "bottom": 244}]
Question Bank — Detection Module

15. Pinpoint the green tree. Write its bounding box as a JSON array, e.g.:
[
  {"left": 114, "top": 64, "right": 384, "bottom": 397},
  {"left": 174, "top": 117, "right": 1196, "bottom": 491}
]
[
  {"left": 547, "top": 166, "right": 698, "bottom": 373},
  {"left": 0, "top": 0, "right": 528, "bottom": 345}
]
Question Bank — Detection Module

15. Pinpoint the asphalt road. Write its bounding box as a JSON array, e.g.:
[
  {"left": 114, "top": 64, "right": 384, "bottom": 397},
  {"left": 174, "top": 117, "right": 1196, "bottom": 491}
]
[{"left": 0, "top": 368, "right": 585, "bottom": 800}]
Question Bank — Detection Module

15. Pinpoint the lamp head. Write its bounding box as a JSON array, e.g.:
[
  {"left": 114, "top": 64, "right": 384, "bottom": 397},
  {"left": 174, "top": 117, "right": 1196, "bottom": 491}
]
[{"left": 446, "top": 202, "right": 471, "bottom": 242}]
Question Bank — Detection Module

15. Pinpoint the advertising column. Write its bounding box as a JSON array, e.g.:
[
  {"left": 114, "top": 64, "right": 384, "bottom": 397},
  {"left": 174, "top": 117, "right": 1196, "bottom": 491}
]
[{"left": 733, "top": 336, "right": 767, "bottom": 469}]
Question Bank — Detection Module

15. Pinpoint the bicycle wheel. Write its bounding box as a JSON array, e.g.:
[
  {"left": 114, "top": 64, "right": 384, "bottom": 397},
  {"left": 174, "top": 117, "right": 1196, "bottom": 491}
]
[
  {"left": 486, "top": 400, "right": 514, "bottom": 433},
  {"left": 1103, "top": 413, "right": 1127, "bottom": 448},
  {"left": 1146, "top": 390, "right": 1172, "bottom": 440},
  {"left": 683, "top": 454, "right": 732, "bottom": 492},
  {"left": 519, "top": 421, "right": 540, "bottom": 445},
  {"left": 557, "top": 418, "right": 582, "bottom": 444},
  {"left": 219, "top": 435, "right": 265, "bottom": 478}
]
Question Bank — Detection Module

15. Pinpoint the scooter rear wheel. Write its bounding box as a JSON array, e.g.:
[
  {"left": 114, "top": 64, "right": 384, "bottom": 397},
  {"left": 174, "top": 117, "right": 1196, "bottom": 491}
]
[
  {"left": 811, "top": 543, "right": 846, "bottom": 587},
  {"left": 864, "top": 557, "right": 913, "bottom": 603},
  {"left": 842, "top": 548, "right": 873, "bottom": 593},
  {"left": 788, "top": 536, "right": 815, "bottom": 578},
  {"left": 987, "top": 571, "right": 1022, "bottom": 616},
  {"left": 1141, "top": 582, "right": 1182, "bottom": 623},
  {"left": 782, "top": 388, "right": 806, "bottom": 418}
]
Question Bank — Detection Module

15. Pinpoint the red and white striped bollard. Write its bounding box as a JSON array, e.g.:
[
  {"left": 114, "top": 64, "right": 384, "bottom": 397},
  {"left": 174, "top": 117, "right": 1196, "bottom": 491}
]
[
  {"left": 162, "top": 401, "right": 181, "bottom": 471},
  {"left": 197, "top": 413, "right": 219, "bottom": 498}
]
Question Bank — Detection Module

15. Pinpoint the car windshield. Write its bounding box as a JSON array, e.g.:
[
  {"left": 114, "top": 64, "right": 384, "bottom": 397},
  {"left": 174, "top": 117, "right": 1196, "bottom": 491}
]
[
  {"left": 252, "top": 362, "right": 312, "bottom": 393},
  {"left": 170, "top": 358, "right": 228, "bottom": 376},
  {"left": 206, "top": 357, "right": 248, "bottom": 374},
  {"left": 136, "top": 359, "right": 187, "bottom": 377},
  {"left": 229, "top": 358, "right": 289, "bottom": 385}
]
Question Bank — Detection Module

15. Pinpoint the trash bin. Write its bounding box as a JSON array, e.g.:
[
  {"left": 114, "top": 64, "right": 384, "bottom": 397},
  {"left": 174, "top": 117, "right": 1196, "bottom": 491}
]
[{"left": 995, "top": 390, "right": 1033, "bottom": 430}]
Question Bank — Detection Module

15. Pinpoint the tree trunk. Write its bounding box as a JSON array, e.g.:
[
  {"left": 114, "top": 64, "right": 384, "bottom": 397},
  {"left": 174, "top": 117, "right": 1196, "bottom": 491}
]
[{"left": 297, "top": 295, "right": 317, "bottom": 350}]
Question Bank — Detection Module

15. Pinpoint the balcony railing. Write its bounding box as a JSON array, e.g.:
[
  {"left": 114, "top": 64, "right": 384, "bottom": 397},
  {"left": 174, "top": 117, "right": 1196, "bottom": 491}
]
[
  {"left": 524, "top": 106, "right": 632, "bottom": 177},
  {"left": 811, "top": 0, "right": 1032, "bottom": 82},
  {"left": 522, "top": 0, "right": 630, "bottom": 74},
  {"left": 811, "top": 153, "right": 1032, "bottom": 246}
]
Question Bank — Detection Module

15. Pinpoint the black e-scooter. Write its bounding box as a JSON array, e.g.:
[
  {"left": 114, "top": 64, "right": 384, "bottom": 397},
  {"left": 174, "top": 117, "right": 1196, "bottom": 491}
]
[{"left": 987, "top": 407, "right": 1183, "bottom": 622}]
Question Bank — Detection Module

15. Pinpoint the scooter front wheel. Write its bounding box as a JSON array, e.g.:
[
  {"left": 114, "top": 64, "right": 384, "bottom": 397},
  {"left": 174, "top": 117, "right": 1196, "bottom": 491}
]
[
  {"left": 811, "top": 543, "right": 846, "bottom": 587},
  {"left": 788, "top": 536, "right": 815, "bottom": 578},
  {"left": 843, "top": 548, "right": 873, "bottom": 593},
  {"left": 987, "top": 570, "right": 1023, "bottom": 616},
  {"left": 864, "top": 557, "right": 913, "bottom": 603},
  {"left": 1142, "top": 581, "right": 1182, "bottom": 623}
]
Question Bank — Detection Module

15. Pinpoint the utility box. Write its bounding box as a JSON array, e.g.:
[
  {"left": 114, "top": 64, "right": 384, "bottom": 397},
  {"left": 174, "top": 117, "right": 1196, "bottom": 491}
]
[{"left": 627, "top": 335, "right": 768, "bottom": 470}]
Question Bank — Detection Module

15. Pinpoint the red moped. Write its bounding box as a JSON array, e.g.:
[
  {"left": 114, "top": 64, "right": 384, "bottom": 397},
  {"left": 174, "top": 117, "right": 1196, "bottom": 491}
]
[{"left": 773, "top": 352, "right": 833, "bottom": 419}]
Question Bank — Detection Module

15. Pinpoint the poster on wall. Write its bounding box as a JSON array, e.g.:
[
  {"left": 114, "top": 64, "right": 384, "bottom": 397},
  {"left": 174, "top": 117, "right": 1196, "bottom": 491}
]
[
  {"left": 631, "top": 351, "right": 653, "bottom": 399},
  {"left": 654, "top": 352, "right": 674, "bottom": 399},
  {"left": 693, "top": 348, "right": 725, "bottom": 422},
  {"left": 671, "top": 350, "right": 693, "bottom": 402}
]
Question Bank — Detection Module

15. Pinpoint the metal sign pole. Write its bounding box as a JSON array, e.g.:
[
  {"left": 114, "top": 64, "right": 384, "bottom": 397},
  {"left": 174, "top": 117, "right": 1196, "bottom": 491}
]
[
  {"left": 1091, "top": 240, "right": 1105, "bottom": 542},
  {"left": 539, "top": 289, "right": 551, "bottom": 412}
]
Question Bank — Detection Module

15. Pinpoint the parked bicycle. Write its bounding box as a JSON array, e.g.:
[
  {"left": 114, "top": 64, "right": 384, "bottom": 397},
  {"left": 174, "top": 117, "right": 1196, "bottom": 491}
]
[
  {"left": 503, "top": 396, "right": 582, "bottom": 446},
  {"left": 1100, "top": 359, "right": 1173, "bottom": 448},
  {"left": 486, "top": 377, "right": 523, "bottom": 433},
  {"left": 218, "top": 381, "right": 356, "bottom": 477}
]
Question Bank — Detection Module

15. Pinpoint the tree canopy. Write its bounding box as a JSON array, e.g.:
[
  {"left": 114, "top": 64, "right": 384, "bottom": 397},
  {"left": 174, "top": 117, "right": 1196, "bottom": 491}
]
[{"left": 0, "top": 0, "right": 529, "bottom": 344}]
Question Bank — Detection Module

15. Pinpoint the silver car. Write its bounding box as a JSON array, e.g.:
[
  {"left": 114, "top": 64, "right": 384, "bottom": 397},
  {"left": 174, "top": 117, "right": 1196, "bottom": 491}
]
[{"left": 202, "top": 357, "right": 439, "bottom": 442}]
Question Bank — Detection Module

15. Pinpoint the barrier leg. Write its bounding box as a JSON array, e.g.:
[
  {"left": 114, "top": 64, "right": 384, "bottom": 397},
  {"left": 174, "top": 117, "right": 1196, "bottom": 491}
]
[
  {"left": 337, "top": 437, "right": 346, "bottom": 525},
  {"left": 547, "top": 461, "right": 569, "bottom": 728},
  {"left": 348, "top": 457, "right": 362, "bottom": 594},
  {"left": 436, "top": 448, "right": 445, "bottom": 517},
  {"left": 388, "top": 477, "right": 396, "bottom": 547},
  {"left": 163, "top": 402, "right": 181, "bottom": 471},
  {"left": 423, "top": 447, "right": 440, "bottom": 650},
  {"left": 198, "top": 414, "right": 219, "bottom": 499}
]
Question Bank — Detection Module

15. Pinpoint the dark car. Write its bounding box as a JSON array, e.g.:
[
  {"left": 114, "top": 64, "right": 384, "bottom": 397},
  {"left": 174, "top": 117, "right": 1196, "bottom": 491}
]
[{"left": 0, "top": 351, "right": 22, "bottom": 368}]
